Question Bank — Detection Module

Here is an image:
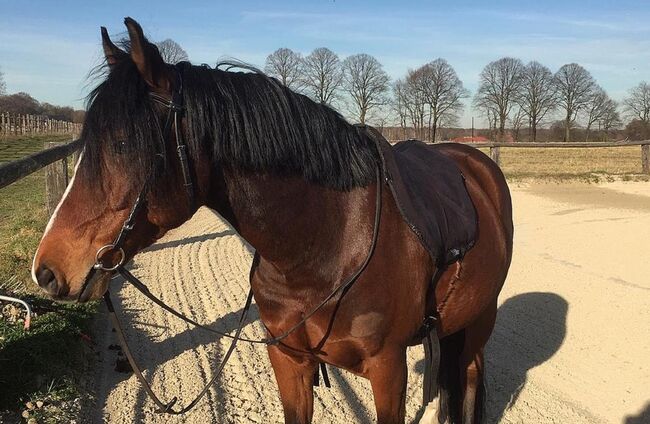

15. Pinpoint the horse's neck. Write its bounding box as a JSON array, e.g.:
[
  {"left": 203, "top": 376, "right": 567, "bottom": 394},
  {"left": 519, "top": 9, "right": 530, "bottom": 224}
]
[{"left": 214, "top": 169, "right": 374, "bottom": 278}]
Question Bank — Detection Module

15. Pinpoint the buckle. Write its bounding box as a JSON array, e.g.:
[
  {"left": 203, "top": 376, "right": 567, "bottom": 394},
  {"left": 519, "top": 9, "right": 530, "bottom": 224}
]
[{"left": 422, "top": 315, "right": 437, "bottom": 331}]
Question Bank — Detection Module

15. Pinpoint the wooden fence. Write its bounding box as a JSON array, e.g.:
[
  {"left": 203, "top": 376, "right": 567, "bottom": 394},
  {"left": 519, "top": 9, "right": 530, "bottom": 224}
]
[
  {"left": 0, "top": 138, "right": 649, "bottom": 218},
  {"left": 459, "top": 140, "right": 650, "bottom": 174},
  {"left": 0, "top": 113, "right": 82, "bottom": 136},
  {"left": 0, "top": 139, "right": 82, "bottom": 215},
  {"left": 385, "top": 138, "right": 650, "bottom": 175}
]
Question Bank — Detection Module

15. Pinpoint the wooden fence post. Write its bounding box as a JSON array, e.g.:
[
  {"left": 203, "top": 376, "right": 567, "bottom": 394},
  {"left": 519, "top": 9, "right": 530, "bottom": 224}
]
[
  {"left": 490, "top": 146, "right": 501, "bottom": 166},
  {"left": 642, "top": 143, "right": 650, "bottom": 175},
  {"left": 44, "top": 141, "right": 69, "bottom": 216}
]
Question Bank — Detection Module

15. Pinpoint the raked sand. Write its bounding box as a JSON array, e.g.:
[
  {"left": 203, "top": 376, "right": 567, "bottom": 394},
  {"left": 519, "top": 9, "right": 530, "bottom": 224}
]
[{"left": 85, "top": 182, "right": 650, "bottom": 423}]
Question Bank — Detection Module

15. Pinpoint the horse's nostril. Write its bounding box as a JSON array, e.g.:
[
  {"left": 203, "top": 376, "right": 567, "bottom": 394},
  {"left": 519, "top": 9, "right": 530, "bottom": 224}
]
[{"left": 36, "top": 265, "right": 58, "bottom": 294}]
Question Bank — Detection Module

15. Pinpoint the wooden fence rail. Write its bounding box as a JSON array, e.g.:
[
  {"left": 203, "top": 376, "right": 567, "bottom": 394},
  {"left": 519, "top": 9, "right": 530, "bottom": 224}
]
[
  {"left": 459, "top": 140, "right": 650, "bottom": 174},
  {"left": 0, "top": 113, "right": 82, "bottom": 136},
  {"left": 387, "top": 139, "right": 650, "bottom": 174},
  {"left": 0, "top": 139, "right": 82, "bottom": 190}
]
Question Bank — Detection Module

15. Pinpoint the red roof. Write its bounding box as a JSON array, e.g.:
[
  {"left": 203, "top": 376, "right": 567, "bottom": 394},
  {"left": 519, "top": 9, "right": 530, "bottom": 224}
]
[{"left": 451, "top": 136, "right": 490, "bottom": 142}]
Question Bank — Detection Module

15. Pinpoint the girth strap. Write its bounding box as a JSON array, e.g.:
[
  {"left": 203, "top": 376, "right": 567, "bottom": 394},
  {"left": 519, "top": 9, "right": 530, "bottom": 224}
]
[
  {"left": 313, "top": 362, "right": 331, "bottom": 388},
  {"left": 421, "top": 315, "right": 439, "bottom": 407}
]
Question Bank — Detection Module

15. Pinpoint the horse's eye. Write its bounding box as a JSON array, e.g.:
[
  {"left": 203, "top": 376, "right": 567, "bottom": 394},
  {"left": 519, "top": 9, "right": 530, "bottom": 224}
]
[{"left": 114, "top": 139, "right": 132, "bottom": 154}]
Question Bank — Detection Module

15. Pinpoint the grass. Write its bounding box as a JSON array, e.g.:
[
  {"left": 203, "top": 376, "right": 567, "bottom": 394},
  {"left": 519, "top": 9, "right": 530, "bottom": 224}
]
[
  {"left": 0, "top": 134, "right": 73, "bottom": 164},
  {"left": 475, "top": 145, "right": 650, "bottom": 181},
  {"left": 0, "top": 299, "right": 95, "bottom": 422},
  {"left": 0, "top": 135, "right": 96, "bottom": 423},
  {"left": 0, "top": 170, "right": 48, "bottom": 292},
  {"left": 0, "top": 134, "right": 79, "bottom": 290}
]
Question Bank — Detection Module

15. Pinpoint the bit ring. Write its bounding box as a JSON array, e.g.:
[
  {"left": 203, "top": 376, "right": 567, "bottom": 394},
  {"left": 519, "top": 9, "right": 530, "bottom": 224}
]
[{"left": 94, "top": 244, "right": 125, "bottom": 271}]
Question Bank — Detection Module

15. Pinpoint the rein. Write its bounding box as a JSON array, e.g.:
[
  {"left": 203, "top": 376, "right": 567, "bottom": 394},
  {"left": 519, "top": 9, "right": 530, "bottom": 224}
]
[{"left": 90, "top": 68, "right": 384, "bottom": 414}]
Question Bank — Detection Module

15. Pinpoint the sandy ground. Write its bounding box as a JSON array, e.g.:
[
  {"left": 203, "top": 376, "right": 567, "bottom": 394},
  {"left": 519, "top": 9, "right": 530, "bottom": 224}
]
[{"left": 85, "top": 182, "right": 650, "bottom": 424}]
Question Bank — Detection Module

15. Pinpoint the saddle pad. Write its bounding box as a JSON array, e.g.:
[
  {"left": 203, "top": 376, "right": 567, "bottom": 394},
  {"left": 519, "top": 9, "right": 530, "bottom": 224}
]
[{"left": 365, "top": 127, "right": 477, "bottom": 265}]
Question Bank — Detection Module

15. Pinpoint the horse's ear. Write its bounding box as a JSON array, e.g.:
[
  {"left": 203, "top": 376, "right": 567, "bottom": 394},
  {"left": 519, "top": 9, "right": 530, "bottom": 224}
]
[
  {"left": 101, "top": 26, "right": 126, "bottom": 68},
  {"left": 123, "top": 17, "right": 170, "bottom": 90}
]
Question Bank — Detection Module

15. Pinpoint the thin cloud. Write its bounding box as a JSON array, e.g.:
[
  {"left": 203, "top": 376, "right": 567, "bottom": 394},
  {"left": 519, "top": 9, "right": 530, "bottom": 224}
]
[{"left": 475, "top": 10, "right": 650, "bottom": 33}]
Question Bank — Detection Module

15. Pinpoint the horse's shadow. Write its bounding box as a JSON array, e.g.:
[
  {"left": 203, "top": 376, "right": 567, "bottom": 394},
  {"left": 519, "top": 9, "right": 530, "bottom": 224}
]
[
  {"left": 92, "top": 290, "right": 568, "bottom": 423},
  {"left": 624, "top": 403, "right": 650, "bottom": 424},
  {"left": 411, "top": 292, "right": 567, "bottom": 423},
  {"left": 485, "top": 292, "right": 568, "bottom": 423},
  {"left": 90, "top": 279, "right": 265, "bottom": 423},
  {"left": 141, "top": 230, "right": 236, "bottom": 253}
]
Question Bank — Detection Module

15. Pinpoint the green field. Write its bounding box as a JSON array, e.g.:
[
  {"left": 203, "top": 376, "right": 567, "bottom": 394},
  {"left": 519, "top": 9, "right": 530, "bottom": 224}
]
[
  {"left": 0, "top": 135, "right": 73, "bottom": 164},
  {"left": 0, "top": 135, "right": 95, "bottom": 423}
]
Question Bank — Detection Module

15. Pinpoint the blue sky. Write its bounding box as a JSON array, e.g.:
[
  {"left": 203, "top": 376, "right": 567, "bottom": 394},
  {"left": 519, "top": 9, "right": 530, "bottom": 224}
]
[{"left": 1, "top": 0, "right": 649, "bottom": 126}]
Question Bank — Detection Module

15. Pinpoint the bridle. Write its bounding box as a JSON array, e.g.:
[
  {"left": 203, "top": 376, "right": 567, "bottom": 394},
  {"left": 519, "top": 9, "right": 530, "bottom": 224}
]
[
  {"left": 88, "top": 66, "right": 384, "bottom": 415},
  {"left": 89, "top": 71, "right": 194, "bottom": 277}
]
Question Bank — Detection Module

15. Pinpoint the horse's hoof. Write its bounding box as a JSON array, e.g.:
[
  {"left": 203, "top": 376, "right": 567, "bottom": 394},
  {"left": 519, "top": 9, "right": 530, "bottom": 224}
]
[{"left": 418, "top": 402, "right": 439, "bottom": 424}]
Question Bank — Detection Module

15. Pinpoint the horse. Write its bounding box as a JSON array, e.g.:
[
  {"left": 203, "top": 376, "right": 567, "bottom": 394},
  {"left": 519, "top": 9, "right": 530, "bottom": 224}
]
[{"left": 31, "top": 18, "right": 513, "bottom": 424}]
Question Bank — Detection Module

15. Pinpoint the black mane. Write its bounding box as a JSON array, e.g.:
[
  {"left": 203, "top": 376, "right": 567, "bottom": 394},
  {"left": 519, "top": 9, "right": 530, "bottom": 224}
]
[{"left": 80, "top": 58, "right": 378, "bottom": 191}]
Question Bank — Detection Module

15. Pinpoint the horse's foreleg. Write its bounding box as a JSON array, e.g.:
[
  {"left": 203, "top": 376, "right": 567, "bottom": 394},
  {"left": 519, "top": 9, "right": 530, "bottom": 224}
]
[
  {"left": 368, "top": 348, "right": 408, "bottom": 424},
  {"left": 267, "top": 345, "right": 318, "bottom": 424}
]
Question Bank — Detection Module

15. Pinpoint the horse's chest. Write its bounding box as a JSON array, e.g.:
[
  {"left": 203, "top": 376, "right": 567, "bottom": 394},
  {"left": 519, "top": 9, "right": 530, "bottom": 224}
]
[{"left": 252, "top": 282, "right": 385, "bottom": 371}]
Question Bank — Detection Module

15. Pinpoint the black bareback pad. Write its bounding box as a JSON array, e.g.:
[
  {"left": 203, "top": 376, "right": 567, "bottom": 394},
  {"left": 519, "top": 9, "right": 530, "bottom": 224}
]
[
  {"left": 363, "top": 127, "right": 477, "bottom": 266},
  {"left": 358, "top": 127, "right": 477, "bottom": 409}
]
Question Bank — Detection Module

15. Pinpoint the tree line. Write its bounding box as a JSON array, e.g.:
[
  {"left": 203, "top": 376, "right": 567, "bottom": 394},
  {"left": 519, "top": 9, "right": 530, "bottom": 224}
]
[
  {"left": 265, "top": 48, "right": 390, "bottom": 126},
  {"left": 0, "top": 67, "right": 85, "bottom": 123},
  {"left": 265, "top": 48, "right": 650, "bottom": 142},
  {"left": 474, "top": 59, "right": 622, "bottom": 142},
  {"left": 4, "top": 41, "right": 649, "bottom": 142},
  {"left": 0, "top": 91, "right": 85, "bottom": 123}
]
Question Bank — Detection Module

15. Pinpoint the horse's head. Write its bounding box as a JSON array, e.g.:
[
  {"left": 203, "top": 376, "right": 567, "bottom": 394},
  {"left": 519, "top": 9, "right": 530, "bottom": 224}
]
[{"left": 32, "top": 18, "right": 201, "bottom": 302}]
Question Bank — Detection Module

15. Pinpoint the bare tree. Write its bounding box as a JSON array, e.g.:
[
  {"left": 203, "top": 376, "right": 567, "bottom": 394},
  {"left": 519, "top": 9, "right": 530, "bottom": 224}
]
[
  {"left": 0, "top": 66, "right": 6, "bottom": 95},
  {"left": 155, "top": 39, "right": 189, "bottom": 64},
  {"left": 403, "top": 68, "right": 428, "bottom": 139},
  {"left": 438, "top": 111, "right": 461, "bottom": 140},
  {"left": 392, "top": 79, "right": 410, "bottom": 135},
  {"left": 624, "top": 119, "right": 650, "bottom": 140},
  {"left": 372, "top": 106, "right": 392, "bottom": 133},
  {"left": 302, "top": 48, "right": 342, "bottom": 105},
  {"left": 342, "top": 54, "right": 390, "bottom": 125},
  {"left": 415, "top": 59, "right": 468, "bottom": 142},
  {"left": 264, "top": 48, "right": 304, "bottom": 90},
  {"left": 554, "top": 63, "right": 597, "bottom": 142},
  {"left": 473, "top": 96, "right": 499, "bottom": 141},
  {"left": 623, "top": 82, "right": 650, "bottom": 123},
  {"left": 474, "top": 57, "right": 524, "bottom": 140},
  {"left": 509, "top": 106, "right": 526, "bottom": 142},
  {"left": 517, "top": 61, "right": 557, "bottom": 142},
  {"left": 584, "top": 88, "right": 618, "bottom": 141},
  {"left": 601, "top": 105, "right": 622, "bottom": 133}
]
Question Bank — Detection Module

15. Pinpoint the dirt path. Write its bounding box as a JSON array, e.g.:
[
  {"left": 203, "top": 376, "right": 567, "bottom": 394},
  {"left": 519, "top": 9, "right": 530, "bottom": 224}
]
[{"left": 87, "top": 182, "right": 650, "bottom": 424}]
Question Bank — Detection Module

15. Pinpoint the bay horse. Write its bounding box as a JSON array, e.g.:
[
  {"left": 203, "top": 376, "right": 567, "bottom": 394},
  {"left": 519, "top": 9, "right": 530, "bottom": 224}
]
[{"left": 31, "top": 18, "right": 513, "bottom": 424}]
